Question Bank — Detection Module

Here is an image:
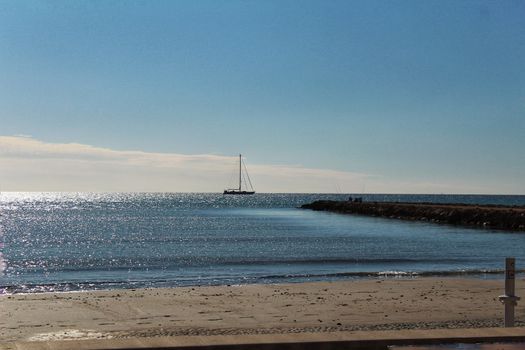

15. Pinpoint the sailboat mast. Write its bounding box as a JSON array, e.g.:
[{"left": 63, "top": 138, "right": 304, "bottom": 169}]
[{"left": 238, "top": 154, "right": 242, "bottom": 191}]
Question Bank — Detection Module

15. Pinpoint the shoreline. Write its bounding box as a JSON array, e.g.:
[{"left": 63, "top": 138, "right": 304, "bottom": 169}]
[
  {"left": 301, "top": 200, "right": 525, "bottom": 231},
  {"left": 1, "top": 277, "right": 519, "bottom": 342},
  {"left": 1, "top": 269, "right": 515, "bottom": 295}
]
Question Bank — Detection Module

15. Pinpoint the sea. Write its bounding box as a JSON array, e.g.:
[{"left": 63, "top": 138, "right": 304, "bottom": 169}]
[{"left": 1, "top": 192, "right": 525, "bottom": 294}]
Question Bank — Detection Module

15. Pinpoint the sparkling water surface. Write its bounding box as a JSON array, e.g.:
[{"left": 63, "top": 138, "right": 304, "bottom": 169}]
[{"left": 1, "top": 192, "right": 525, "bottom": 293}]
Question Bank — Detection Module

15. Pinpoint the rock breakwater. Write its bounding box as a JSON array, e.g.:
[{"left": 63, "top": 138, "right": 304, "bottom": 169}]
[{"left": 301, "top": 200, "right": 525, "bottom": 231}]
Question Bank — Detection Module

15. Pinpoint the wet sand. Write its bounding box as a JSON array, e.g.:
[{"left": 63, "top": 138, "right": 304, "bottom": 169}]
[{"left": 0, "top": 278, "right": 521, "bottom": 342}]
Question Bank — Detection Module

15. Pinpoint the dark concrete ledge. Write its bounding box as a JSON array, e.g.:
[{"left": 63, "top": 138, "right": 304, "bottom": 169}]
[
  {"left": 301, "top": 200, "right": 525, "bottom": 231},
  {"left": 3, "top": 328, "right": 525, "bottom": 350}
]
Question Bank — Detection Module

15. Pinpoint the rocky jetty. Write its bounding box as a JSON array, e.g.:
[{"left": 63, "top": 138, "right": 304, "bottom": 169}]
[{"left": 301, "top": 200, "right": 525, "bottom": 231}]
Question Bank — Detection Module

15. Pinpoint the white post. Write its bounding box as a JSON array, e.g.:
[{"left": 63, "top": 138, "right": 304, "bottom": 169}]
[{"left": 499, "top": 257, "right": 520, "bottom": 327}]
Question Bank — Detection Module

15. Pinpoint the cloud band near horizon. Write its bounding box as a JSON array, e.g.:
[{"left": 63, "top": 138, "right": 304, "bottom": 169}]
[{"left": 0, "top": 136, "right": 510, "bottom": 194}]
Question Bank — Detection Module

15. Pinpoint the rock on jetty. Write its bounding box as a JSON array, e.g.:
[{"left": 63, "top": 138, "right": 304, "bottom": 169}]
[{"left": 301, "top": 200, "right": 525, "bottom": 231}]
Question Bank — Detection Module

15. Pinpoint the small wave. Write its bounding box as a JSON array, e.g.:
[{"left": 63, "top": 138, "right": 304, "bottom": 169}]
[
  {"left": 6, "top": 257, "right": 472, "bottom": 272},
  {"left": 378, "top": 271, "right": 419, "bottom": 276},
  {"left": 255, "top": 268, "right": 516, "bottom": 280},
  {"left": 1, "top": 268, "right": 519, "bottom": 295}
]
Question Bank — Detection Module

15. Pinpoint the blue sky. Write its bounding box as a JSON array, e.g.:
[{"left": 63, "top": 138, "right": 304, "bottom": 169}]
[{"left": 0, "top": 0, "right": 524, "bottom": 193}]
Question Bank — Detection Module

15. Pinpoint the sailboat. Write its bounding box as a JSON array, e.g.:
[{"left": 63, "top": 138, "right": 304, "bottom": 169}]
[{"left": 223, "top": 154, "right": 255, "bottom": 195}]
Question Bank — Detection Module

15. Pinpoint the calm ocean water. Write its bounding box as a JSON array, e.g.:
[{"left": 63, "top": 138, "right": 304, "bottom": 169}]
[{"left": 1, "top": 192, "right": 525, "bottom": 294}]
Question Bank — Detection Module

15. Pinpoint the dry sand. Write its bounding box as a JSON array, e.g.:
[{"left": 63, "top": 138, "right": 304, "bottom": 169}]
[{"left": 0, "top": 278, "right": 522, "bottom": 342}]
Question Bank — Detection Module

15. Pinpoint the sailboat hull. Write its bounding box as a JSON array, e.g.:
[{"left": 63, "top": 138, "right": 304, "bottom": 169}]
[{"left": 223, "top": 190, "right": 255, "bottom": 195}]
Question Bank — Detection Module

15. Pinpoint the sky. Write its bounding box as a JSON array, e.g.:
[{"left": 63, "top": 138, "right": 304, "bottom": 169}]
[{"left": 0, "top": 0, "right": 524, "bottom": 193}]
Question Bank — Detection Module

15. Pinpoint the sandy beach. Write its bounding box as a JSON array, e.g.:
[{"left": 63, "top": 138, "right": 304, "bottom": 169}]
[{"left": 1, "top": 277, "right": 522, "bottom": 343}]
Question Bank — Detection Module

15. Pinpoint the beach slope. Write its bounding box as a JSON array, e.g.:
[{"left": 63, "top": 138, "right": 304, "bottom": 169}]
[{"left": 0, "top": 278, "right": 520, "bottom": 342}]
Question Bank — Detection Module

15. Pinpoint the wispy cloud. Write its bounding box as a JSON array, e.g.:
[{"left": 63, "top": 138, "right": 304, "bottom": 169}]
[
  {"left": 0, "top": 136, "right": 505, "bottom": 193},
  {"left": 0, "top": 136, "right": 229, "bottom": 164},
  {"left": 0, "top": 136, "right": 369, "bottom": 192}
]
